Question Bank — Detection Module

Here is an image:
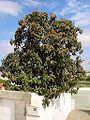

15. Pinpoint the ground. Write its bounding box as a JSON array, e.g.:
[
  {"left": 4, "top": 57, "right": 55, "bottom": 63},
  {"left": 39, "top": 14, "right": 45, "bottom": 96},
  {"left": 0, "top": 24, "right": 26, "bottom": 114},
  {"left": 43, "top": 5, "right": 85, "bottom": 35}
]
[{"left": 66, "top": 109, "right": 90, "bottom": 120}]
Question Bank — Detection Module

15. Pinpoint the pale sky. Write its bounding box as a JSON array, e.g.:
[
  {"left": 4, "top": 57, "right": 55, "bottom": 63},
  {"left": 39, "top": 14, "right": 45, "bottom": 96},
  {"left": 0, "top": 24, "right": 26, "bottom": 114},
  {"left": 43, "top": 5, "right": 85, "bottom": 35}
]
[{"left": 0, "top": 0, "right": 90, "bottom": 71}]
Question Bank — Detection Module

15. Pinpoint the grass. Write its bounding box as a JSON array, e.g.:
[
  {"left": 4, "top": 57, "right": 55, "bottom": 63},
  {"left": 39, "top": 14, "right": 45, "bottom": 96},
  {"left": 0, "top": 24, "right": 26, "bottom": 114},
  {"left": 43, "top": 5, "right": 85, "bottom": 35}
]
[
  {"left": 77, "top": 84, "right": 90, "bottom": 87},
  {"left": 77, "top": 80, "right": 90, "bottom": 87}
]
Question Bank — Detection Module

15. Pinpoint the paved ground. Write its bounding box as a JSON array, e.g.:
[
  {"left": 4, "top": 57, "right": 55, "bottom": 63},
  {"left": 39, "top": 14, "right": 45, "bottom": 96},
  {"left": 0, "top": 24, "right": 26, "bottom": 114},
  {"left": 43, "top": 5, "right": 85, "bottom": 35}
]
[{"left": 66, "top": 109, "right": 90, "bottom": 120}]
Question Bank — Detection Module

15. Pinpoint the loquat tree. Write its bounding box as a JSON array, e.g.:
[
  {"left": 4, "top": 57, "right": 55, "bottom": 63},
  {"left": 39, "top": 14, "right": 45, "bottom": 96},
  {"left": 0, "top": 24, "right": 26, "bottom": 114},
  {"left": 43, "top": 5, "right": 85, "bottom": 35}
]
[{"left": 0, "top": 10, "right": 85, "bottom": 107}]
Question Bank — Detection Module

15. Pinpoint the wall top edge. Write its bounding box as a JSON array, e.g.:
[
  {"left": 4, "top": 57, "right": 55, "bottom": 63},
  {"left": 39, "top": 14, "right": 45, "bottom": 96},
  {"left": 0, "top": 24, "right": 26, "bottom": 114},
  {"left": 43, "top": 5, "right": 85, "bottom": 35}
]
[{"left": 0, "top": 90, "right": 31, "bottom": 104}]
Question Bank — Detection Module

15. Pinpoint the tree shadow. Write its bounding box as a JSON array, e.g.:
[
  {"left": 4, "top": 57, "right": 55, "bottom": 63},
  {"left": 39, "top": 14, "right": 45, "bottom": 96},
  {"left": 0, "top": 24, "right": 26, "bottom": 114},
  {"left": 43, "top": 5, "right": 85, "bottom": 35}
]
[{"left": 80, "top": 110, "right": 90, "bottom": 116}]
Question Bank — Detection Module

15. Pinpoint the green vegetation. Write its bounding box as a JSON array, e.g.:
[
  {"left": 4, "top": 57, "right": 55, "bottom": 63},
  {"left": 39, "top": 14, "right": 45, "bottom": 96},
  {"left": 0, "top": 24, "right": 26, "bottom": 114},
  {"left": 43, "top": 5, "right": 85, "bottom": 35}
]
[
  {"left": 77, "top": 83, "right": 90, "bottom": 87},
  {"left": 85, "top": 75, "right": 90, "bottom": 81},
  {"left": 0, "top": 10, "right": 85, "bottom": 107},
  {"left": 77, "top": 76, "right": 90, "bottom": 87},
  {"left": 0, "top": 78, "right": 5, "bottom": 83}
]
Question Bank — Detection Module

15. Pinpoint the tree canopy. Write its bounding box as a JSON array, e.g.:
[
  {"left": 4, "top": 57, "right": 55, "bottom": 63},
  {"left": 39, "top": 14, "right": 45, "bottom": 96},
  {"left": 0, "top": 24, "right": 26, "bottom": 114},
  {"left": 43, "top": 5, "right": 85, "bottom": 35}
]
[{"left": 0, "top": 10, "right": 85, "bottom": 107}]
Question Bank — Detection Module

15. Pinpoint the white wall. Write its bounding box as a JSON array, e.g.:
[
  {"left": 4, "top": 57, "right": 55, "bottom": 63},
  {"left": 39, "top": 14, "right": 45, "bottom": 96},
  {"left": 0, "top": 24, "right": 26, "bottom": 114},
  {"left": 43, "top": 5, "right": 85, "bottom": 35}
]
[
  {"left": 31, "top": 93, "right": 75, "bottom": 120},
  {"left": 0, "top": 90, "right": 31, "bottom": 120},
  {"left": 0, "top": 99, "right": 15, "bottom": 120},
  {"left": 0, "top": 90, "right": 75, "bottom": 120},
  {"left": 73, "top": 88, "right": 90, "bottom": 110}
]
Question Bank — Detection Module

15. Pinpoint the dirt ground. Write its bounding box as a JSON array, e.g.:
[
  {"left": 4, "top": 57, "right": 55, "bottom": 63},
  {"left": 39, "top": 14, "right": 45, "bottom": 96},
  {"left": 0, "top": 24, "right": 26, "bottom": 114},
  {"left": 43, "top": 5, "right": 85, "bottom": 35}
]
[{"left": 66, "top": 109, "right": 90, "bottom": 120}]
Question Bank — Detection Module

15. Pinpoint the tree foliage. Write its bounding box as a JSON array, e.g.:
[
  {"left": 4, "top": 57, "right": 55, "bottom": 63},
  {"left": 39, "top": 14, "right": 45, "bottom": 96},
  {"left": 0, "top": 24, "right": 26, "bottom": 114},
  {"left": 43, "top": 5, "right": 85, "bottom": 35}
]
[{"left": 0, "top": 10, "right": 85, "bottom": 107}]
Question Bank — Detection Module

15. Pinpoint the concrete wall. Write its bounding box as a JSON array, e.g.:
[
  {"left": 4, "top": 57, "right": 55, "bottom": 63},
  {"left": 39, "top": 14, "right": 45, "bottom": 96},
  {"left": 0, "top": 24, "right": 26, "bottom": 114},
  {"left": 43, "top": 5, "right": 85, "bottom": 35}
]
[
  {"left": 0, "top": 90, "right": 75, "bottom": 120},
  {"left": 26, "top": 105, "right": 40, "bottom": 120},
  {"left": 0, "top": 90, "right": 31, "bottom": 120},
  {"left": 72, "top": 88, "right": 90, "bottom": 110},
  {"left": 0, "top": 99, "right": 15, "bottom": 120},
  {"left": 31, "top": 92, "right": 75, "bottom": 120}
]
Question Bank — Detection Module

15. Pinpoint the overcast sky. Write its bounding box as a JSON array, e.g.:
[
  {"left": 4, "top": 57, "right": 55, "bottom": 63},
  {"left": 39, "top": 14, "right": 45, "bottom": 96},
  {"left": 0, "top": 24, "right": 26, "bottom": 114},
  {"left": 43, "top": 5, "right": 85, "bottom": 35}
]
[{"left": 0, "top": 0, "right": 90, "bottom": 71}]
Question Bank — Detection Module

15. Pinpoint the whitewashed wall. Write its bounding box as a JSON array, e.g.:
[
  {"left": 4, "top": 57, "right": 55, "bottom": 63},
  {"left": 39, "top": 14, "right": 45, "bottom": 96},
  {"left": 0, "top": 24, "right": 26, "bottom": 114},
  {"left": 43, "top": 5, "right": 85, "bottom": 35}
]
[
  {"left": 31, "top": 93, "right": 75, "bottom": 120},
  {"left": 73, "top": 88, "right": 90, "bottom": 110},
  {"left": 0, "top": 99, "right": 15, "bottom": 120},
  {"left": 0, "top": 90, "right": 75, "bottom": 120},
  {"left": 0, "top": 90, "right": 31, "bottom": 120}
]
